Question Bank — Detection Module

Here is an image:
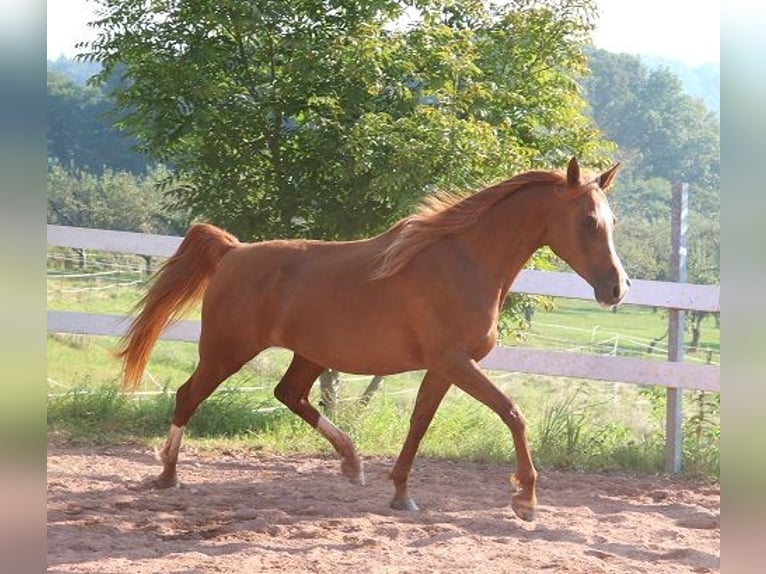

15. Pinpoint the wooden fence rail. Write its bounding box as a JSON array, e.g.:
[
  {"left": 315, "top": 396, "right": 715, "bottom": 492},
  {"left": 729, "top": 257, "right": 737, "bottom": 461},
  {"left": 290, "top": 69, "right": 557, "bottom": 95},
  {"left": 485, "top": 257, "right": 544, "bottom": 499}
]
[{"left": 47, "top": 224, "right": 721, "bottom": 469}]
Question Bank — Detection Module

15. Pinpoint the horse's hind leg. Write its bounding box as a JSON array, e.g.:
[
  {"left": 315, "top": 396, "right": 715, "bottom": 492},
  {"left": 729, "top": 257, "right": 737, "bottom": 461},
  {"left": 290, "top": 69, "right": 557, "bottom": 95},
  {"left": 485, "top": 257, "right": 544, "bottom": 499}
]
[
  {"left": 152, "top": 352, "right": 256, "bottom": 488},
  {"left": 275, "top": 354, "right": 365, "bottom": 485}
]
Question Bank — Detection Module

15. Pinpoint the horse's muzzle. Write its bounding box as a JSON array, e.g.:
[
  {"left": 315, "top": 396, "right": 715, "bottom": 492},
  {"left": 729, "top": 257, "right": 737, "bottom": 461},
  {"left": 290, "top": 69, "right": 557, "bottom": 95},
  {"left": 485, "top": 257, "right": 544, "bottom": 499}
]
[{"left": 595, "top": 275, "right": 630, "bottom": 308}]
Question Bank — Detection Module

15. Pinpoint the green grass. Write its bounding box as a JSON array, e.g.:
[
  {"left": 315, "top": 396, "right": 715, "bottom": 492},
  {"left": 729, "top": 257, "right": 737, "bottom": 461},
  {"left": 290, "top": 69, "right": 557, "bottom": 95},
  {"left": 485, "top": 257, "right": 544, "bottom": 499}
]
[
  {"left": 47, "top": 376, "right": 718, "bottom": 478},
  {"left": 516, "top": 298, "right": 720, "bottom": 363},
  {"left": 47, "top": 253, "right": 720, "bottom": 480}
]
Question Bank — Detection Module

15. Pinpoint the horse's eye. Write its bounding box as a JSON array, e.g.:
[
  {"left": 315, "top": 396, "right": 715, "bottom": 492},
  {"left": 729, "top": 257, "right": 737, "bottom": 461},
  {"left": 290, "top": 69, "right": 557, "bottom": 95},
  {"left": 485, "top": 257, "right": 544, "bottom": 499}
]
[{"left": 583, "top": 215, "right": 598, "bottom": 231}]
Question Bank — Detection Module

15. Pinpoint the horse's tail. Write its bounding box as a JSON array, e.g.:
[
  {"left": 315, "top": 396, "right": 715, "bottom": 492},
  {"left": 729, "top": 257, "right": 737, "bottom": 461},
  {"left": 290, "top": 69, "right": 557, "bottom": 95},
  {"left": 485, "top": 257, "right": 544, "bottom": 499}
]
[{"left": 116, "top": 223, "right": 239, "bottom": 390}]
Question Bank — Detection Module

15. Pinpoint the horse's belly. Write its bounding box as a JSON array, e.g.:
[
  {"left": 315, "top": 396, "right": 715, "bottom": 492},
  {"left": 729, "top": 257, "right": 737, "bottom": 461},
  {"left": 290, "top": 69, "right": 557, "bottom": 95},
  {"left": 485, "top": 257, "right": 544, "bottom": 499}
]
[{"left": 272, "top": 303, "right": 423, "bottom": 375}]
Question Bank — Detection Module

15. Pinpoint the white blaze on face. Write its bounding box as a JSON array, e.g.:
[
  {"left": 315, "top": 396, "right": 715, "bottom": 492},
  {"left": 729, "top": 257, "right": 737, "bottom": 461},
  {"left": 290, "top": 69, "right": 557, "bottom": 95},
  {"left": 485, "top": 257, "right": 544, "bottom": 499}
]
[
  {"left": 596, "top": 197, "right": 617, "bottom": 254},
  {"left": 593, "top": 191, "right": 628, "bottom": 307}
]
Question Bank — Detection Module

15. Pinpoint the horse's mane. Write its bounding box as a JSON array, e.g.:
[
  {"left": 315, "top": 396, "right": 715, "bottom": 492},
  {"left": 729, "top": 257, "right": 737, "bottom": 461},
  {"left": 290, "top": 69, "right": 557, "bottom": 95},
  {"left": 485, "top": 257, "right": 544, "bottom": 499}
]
[{"left": 371, "top": 170, "right": 567, "bottom": 280}]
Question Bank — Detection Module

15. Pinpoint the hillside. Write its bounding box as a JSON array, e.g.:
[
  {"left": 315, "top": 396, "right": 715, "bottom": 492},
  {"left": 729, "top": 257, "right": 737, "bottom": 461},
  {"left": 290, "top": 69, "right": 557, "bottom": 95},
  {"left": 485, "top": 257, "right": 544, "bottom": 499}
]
[
  {"left": 638, "top": 54, "right": 719, "bottom": 114},
  {"left": 47, "top": 55, "right": 101, "bottom": 87}
]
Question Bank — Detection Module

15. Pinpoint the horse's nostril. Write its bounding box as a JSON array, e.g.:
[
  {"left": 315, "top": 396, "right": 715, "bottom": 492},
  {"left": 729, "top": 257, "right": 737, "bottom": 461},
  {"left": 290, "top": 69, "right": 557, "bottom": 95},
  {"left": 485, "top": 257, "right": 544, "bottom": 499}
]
[{"left": 626, "top": 277, "right": 632, "bottom": 287}]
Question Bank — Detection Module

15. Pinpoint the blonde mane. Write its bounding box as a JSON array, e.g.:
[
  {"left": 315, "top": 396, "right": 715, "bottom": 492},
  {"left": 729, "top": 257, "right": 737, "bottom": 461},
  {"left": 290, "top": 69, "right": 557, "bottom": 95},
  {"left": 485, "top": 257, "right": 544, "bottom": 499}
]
[{"left": 371, "top": 170, "right": 567, "bottom": 279}]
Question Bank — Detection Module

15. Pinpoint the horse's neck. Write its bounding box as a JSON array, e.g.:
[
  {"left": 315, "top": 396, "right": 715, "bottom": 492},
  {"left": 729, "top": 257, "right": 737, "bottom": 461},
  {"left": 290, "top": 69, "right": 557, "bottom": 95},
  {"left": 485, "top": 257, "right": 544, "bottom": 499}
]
[{"left": 460, "top": 188, "right": 550, "bottom": 288}]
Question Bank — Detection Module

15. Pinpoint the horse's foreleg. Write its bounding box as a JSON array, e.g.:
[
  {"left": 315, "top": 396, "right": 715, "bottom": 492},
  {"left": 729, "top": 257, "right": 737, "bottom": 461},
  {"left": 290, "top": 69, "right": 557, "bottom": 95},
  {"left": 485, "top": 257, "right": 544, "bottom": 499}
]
[
  {"left": 440, "top": 357, "right": 537, "bottom": 522},
  {"left": 390, "top": 371, "right": 451, "bottom": 511},
  {"left": 274, "top": 354, "right": 365, "bottom": 485}
]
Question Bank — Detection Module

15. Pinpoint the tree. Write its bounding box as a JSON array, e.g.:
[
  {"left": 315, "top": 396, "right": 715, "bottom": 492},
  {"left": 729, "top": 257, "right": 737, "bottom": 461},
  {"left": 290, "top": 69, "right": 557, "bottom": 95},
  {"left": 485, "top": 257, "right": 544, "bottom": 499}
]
[
  {"left": 47, "top": 163, "right": 190, "bottom": 235},
  {"left": 582, "top": 48, "right": 720, "bottom": 191},
  {"left": 81, "top": 0, "right": 609, "bottom": 242},
  {"left": 609, "top": 176, "right": 672, "bottom": 224},
  {"left": 686, "top": 214, "right": 720, "bottom": 351},
  {"left": 611, "top": 215, "right": 670, "bottom": 282},
  {"left": 581, "top": 48, "right": 719, "bottom": 293},
  {"left": 47, "top": 70, "right": 151, "bottom": 174}
]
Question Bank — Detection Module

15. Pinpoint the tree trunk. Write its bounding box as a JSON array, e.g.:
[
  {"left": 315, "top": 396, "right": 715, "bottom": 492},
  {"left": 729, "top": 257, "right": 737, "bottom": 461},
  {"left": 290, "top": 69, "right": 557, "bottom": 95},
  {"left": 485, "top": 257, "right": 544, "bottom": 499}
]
[
  {"left": 360, "top": 375, "right": 384, "bottom": 405},
  {"left": 318, "top": 369, "right": 340, "bottom": 413},
  {"left": 689, "top": 311, "right": 706, "bottom": 352}
]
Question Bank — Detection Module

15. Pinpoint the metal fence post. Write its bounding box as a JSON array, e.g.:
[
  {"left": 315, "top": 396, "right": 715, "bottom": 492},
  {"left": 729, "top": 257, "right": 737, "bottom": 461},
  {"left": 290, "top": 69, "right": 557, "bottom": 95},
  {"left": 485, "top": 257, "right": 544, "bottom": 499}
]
[{"left": 666, "top": 182, "right": 688, "bottom": 473}]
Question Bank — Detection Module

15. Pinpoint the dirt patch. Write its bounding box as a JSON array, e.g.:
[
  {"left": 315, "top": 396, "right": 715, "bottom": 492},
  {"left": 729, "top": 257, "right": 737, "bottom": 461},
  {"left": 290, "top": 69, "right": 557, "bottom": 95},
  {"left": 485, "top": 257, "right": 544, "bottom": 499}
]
[{"left": 48, "top": 444, "right": 719, "bottom": 573}]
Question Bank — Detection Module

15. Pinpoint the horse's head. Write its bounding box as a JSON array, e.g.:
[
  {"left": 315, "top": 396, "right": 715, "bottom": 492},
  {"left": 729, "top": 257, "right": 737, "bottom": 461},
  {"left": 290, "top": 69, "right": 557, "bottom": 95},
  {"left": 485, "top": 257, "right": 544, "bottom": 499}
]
[{"left": 545, "top": 157, "right": 630, "bottom": 307}]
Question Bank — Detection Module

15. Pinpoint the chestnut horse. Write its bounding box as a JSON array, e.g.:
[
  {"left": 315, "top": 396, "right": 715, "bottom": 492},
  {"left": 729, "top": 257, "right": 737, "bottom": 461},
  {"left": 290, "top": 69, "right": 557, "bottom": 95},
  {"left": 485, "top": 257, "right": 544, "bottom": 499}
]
[{"left": 117, "top": 157, "right": 628, "bottom": 521}]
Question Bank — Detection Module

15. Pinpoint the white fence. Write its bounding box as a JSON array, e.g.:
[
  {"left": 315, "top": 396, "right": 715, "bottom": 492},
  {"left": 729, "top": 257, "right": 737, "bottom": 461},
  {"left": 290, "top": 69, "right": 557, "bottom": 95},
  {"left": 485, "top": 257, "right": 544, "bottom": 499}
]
[{"left": 47, "top": 225, "right": 720, "bottom": 468}]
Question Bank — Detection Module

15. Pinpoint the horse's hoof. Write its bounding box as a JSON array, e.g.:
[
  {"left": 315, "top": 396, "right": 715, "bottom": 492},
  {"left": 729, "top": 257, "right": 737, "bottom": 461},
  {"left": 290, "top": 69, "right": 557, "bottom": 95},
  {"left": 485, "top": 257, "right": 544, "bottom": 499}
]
[
  {"left": 511, "top": 495, "right": 536, "bottom": 522},
  {"left": 390, "top": 498, "right": 419, "bottom": 512},
  {"left": 152, "top": 474, "right": 179, "bottom": 489},
  {"left": 346, "top": 471, "right": 366, "bottom": 486},
  {"left": 128, "top": 474, "right": 177, "bottom": 491},
  {"left": 341, "top": 459, "right": 365, "bottom": 486}
]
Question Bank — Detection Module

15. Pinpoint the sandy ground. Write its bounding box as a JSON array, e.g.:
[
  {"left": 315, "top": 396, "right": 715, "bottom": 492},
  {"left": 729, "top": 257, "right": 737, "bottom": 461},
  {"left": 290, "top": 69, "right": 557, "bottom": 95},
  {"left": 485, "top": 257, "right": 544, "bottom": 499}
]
[{"left": 47, "top": 444, "right": 719, "bottom": 573}]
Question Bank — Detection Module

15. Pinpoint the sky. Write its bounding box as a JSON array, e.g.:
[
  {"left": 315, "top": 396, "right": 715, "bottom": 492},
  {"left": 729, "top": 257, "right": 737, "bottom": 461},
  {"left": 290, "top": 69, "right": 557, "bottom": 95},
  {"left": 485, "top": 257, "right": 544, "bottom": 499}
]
[
  {"left": 592, "top": 0, "right": 719, "bottom": 67},
  {"left": 46, "top": 0, "right": 720, "bottom": 67}
]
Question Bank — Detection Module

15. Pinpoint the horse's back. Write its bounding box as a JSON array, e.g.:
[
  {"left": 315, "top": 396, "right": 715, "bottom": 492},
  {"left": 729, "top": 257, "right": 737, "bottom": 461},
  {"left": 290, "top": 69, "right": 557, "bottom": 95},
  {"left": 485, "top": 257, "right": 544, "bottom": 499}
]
[
  {"left": 200, "top": 237, "right": 420, "bottom": 369},
  {"left": 223, "top": 237, "right": 378, "bottom": 286}
]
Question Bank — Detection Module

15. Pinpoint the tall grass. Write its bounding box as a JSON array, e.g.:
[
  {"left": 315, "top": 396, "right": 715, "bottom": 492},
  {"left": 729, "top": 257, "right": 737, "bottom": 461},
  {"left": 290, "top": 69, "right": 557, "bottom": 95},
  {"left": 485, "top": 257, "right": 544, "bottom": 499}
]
[{"left": 47, "top": 377, "right": 718, "bottom": 479}]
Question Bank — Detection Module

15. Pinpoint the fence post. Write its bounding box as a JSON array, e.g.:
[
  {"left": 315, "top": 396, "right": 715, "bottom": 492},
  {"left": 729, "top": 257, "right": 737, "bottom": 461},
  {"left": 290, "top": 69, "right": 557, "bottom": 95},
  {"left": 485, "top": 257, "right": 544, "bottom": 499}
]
[
  {"left": 76, "top": 248, "right": 87, "bottom": 269},
  {"left": 665, "top": 182, "right": 688, "bottom": 473}
]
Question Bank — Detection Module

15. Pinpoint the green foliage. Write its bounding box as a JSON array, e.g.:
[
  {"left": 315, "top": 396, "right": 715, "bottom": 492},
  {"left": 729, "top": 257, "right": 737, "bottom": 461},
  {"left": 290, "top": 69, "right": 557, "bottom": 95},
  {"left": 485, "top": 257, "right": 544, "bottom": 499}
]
[
  {"left": 187, "top": 393, "right": 278, "bottom": 438},
  {"left": 582, "top": 48, "right": 720, "bottom": 189},
  {"left": 535, "top": 390, "right": 586, "bottom": 465},
  {"left": 639, "top": 56, "right": 719, "bottom": 115},
  {"left": 683, "top": 390, "right": 720, "bottom": 478},
  {"left": 637, "top": 385, "right": 719, "bottom": 478},
  {"left": 47, "top": 378, "right": 716, "bottom": 479},
  {"left": 530, "top": 386, "right": 669, "bottom": 473},
  {"left": 579, "top": 49, "right": 719, "bottom": 285},
  {"left": 604, "top": 171, "right": 719, "bottom": 284},
  {"left": 47, "top": 163, "right": 191, "bottom": 234},
  {"left": 610, "top": 193, "right": 720, "bottom": 284},
  {"left": 81, "top": 0, "right": 608, "bottom": 241},
  {"left": 612, "top": 216, "right": 670, "bottom": 281},
  {"left": 418, "top": 394, "right": 513, "bottom": 462},
  {"left": 47, "top": 382, "right": 173, "bottom": 443},
  {"left": 687, "top": 216, "right": 720, "bottom": 285},
  {"left": 47, "top": 70, "right": 150, "bottom": 174},
  {"left": 610, "top": 176, "right": 672, "bottom": 223}
]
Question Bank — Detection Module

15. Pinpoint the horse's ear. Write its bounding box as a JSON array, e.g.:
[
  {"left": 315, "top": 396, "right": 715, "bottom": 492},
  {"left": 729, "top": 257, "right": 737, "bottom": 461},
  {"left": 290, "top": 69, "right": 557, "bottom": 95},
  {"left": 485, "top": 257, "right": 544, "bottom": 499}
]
[
  {"left": 598, "top": 163, "right": 621, "bottom": 191},
  {"left": 566, "top": 157, "right": 581, "bottom": 187}
]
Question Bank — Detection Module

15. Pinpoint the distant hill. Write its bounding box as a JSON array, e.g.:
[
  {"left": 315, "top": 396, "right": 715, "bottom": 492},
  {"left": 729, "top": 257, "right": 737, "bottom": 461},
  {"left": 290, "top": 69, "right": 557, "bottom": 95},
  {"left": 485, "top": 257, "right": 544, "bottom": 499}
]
[
  {"left": 47, "top": 56, "right": 101, "bottom": 86},
  {"left": 638, "top": 55, "right": 719, "bottom": 114}
]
